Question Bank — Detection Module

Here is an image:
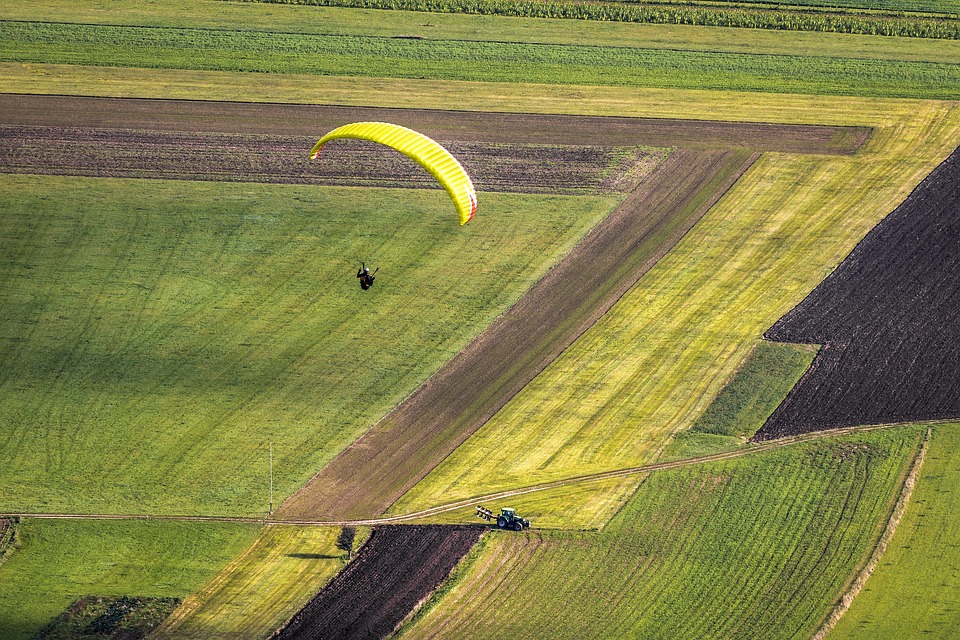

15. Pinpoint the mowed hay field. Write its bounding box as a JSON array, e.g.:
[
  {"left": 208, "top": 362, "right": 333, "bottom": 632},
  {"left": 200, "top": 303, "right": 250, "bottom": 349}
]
[
  {"left": 3, "top": 0, "right": 960, "bottom": 637},
  {"left": 0, "top": 176, "right": 617, "bottom": 515}
]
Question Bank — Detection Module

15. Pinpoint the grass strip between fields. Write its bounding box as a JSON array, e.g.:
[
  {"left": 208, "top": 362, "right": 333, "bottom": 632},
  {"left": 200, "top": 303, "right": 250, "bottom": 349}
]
[{"left": 2, "top": 20, "right": 960, "bottom": 99}]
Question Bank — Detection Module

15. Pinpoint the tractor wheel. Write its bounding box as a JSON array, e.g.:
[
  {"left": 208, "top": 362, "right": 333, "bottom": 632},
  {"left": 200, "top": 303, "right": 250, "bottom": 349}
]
[
  {"left": 497, "top": 516, "right": 508, "bottom": 529},
  {"left": 512, "top": 521, "right": 523, "bottom": 531}
]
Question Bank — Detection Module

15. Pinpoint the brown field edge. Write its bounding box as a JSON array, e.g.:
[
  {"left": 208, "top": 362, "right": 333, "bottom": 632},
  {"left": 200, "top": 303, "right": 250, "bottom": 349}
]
[{"left": 0, "top": 94, "right": 869, "bottom": 155}]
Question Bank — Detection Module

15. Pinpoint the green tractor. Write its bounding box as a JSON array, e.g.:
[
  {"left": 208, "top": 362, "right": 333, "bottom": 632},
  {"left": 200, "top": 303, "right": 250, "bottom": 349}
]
[{"left": 476, "top": 505, "right": 530, "bottom": 531}]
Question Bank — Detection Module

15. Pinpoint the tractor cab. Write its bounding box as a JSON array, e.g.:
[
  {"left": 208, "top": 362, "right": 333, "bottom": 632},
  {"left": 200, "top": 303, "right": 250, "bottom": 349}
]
[{"left": 476, "top": 505, "right": 531, "bottom": 531}]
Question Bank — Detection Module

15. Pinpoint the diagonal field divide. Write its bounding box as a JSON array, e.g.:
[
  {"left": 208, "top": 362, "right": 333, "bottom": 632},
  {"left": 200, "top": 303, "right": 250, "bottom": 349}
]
[
  {"left": 0, "top": 95, "right": 869, "bottom": 521},
  {"left": 279, "top": 147, "right": 761, "bottom": 520}
]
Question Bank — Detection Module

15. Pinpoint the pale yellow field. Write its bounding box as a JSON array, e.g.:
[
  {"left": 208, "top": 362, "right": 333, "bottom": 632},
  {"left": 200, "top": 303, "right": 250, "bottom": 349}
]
[{"left": 153, "top": 524, "right": 357, "bottom": 638}]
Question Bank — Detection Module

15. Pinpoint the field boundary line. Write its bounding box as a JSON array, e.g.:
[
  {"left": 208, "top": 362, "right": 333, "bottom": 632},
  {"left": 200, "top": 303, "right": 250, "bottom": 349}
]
[
  {"left": 4, "top": 420, "right": 942, "bottom": 527},
  {"left": 810, "top": 426, "right": 931, "bottom": 640}
]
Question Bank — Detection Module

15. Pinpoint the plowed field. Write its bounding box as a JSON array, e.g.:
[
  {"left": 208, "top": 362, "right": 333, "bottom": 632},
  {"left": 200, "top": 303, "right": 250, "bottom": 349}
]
[
  {"left": 0, "top": 94, "right": 869, "bottom": 155},
  {"left": 0, "top": 125, "right": 659, "bottom": 194},
  {"left": 755, "top": 145, "right": 960, "bottom": 440},
  {"left": 274, "top": 525, "right": 483, "bottom": 640}
]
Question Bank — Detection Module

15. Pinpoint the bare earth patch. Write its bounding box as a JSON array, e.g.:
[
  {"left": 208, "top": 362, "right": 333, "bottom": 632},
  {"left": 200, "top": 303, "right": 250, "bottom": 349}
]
[
  {"left": 0, "top": 94, "right": 869, "bottom": 155},
  {"left": 755, "top": 145, "right": 960, "bottom": 440},
  {"left": 273, "top": 525, "right": 483, "bottom": 640},
  {"left": 0, "top": 125, "right": 660, "bottom": 194}
]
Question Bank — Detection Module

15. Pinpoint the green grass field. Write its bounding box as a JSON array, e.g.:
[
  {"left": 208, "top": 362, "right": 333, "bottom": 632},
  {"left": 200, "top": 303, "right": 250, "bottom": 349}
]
[
  {"left": 3, "top": 20, "right": 960, "bottom": 99},
  {"left": 691, "top": 340, "right": 818, "bottom": 438},
  {"left": 401, "top": 428, "right": 923, "bottom": 638},
  {"left": 0, "top": 175, "right": 617, "bottom": 516},
  {"left": 0, "top": 518, "right": 259, "bottom": 640},
  {"left": 830, "top": 422, "right": 960, "bottom": 638}
]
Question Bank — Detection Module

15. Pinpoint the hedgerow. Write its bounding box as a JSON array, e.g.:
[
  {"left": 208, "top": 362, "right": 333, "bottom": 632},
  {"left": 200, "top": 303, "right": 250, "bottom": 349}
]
[{"left": 245, "top": 0, "right": 960, "bottom": 38}]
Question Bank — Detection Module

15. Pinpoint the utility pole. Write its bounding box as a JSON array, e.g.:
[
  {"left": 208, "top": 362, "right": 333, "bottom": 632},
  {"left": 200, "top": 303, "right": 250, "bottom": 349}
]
[{"left": 269, "top": 441, "right": 274, "bottom": 516}]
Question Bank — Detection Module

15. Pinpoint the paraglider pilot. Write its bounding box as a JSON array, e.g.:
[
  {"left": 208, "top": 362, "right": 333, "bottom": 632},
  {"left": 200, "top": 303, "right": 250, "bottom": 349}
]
[{"left": 357, "top": 263, "right": 376, "bottom": 290}]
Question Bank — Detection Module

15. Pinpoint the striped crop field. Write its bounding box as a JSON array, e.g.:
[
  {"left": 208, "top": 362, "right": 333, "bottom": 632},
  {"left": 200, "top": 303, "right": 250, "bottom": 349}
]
[
  {"left": 830, "top": 422, "right": 960, "bottom": 638},
  {"left": 2, "top": 20, "right": 960, "bottom": 99},
  {"left": 153, "top": 525, "right": 356, "bottom": 638},
  {"left": 401, "top": 428, "right": 923, "bottom": 638}
]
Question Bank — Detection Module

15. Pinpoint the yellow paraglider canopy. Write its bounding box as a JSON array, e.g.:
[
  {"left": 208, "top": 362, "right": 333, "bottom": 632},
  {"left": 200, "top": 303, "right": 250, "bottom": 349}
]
[{"left": 310, "top": 122, "right": 477, "bottom": 225}]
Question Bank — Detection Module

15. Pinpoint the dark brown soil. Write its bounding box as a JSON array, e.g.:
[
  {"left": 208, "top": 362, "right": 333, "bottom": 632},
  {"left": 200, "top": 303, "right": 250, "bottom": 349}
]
[
  {"left": 0, "top": 94, "right": 869, "bottom": 155},
  {"left": 274, "top": 525, "right": 483, "bottom": 640},
  {"left": 0, "top": 516, "right": 15, "bottom": 559},
  {"left": 277, "top": 148, "right": 759, "bottom": 520},
  {"left": 0, "top": 125, "right": 657, "bottom": 194},
  {"left": 754, "top": 145, "right": 960, "bottom": 440}
]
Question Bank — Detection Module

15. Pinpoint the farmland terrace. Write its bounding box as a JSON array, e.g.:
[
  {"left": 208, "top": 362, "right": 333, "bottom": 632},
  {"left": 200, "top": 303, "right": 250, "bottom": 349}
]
[
  {"left": 0, "top": 94, "right": 872, "bottom": 522},
  {"left": 755, "top": 144, "right": 960, "bottom": 439}
]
